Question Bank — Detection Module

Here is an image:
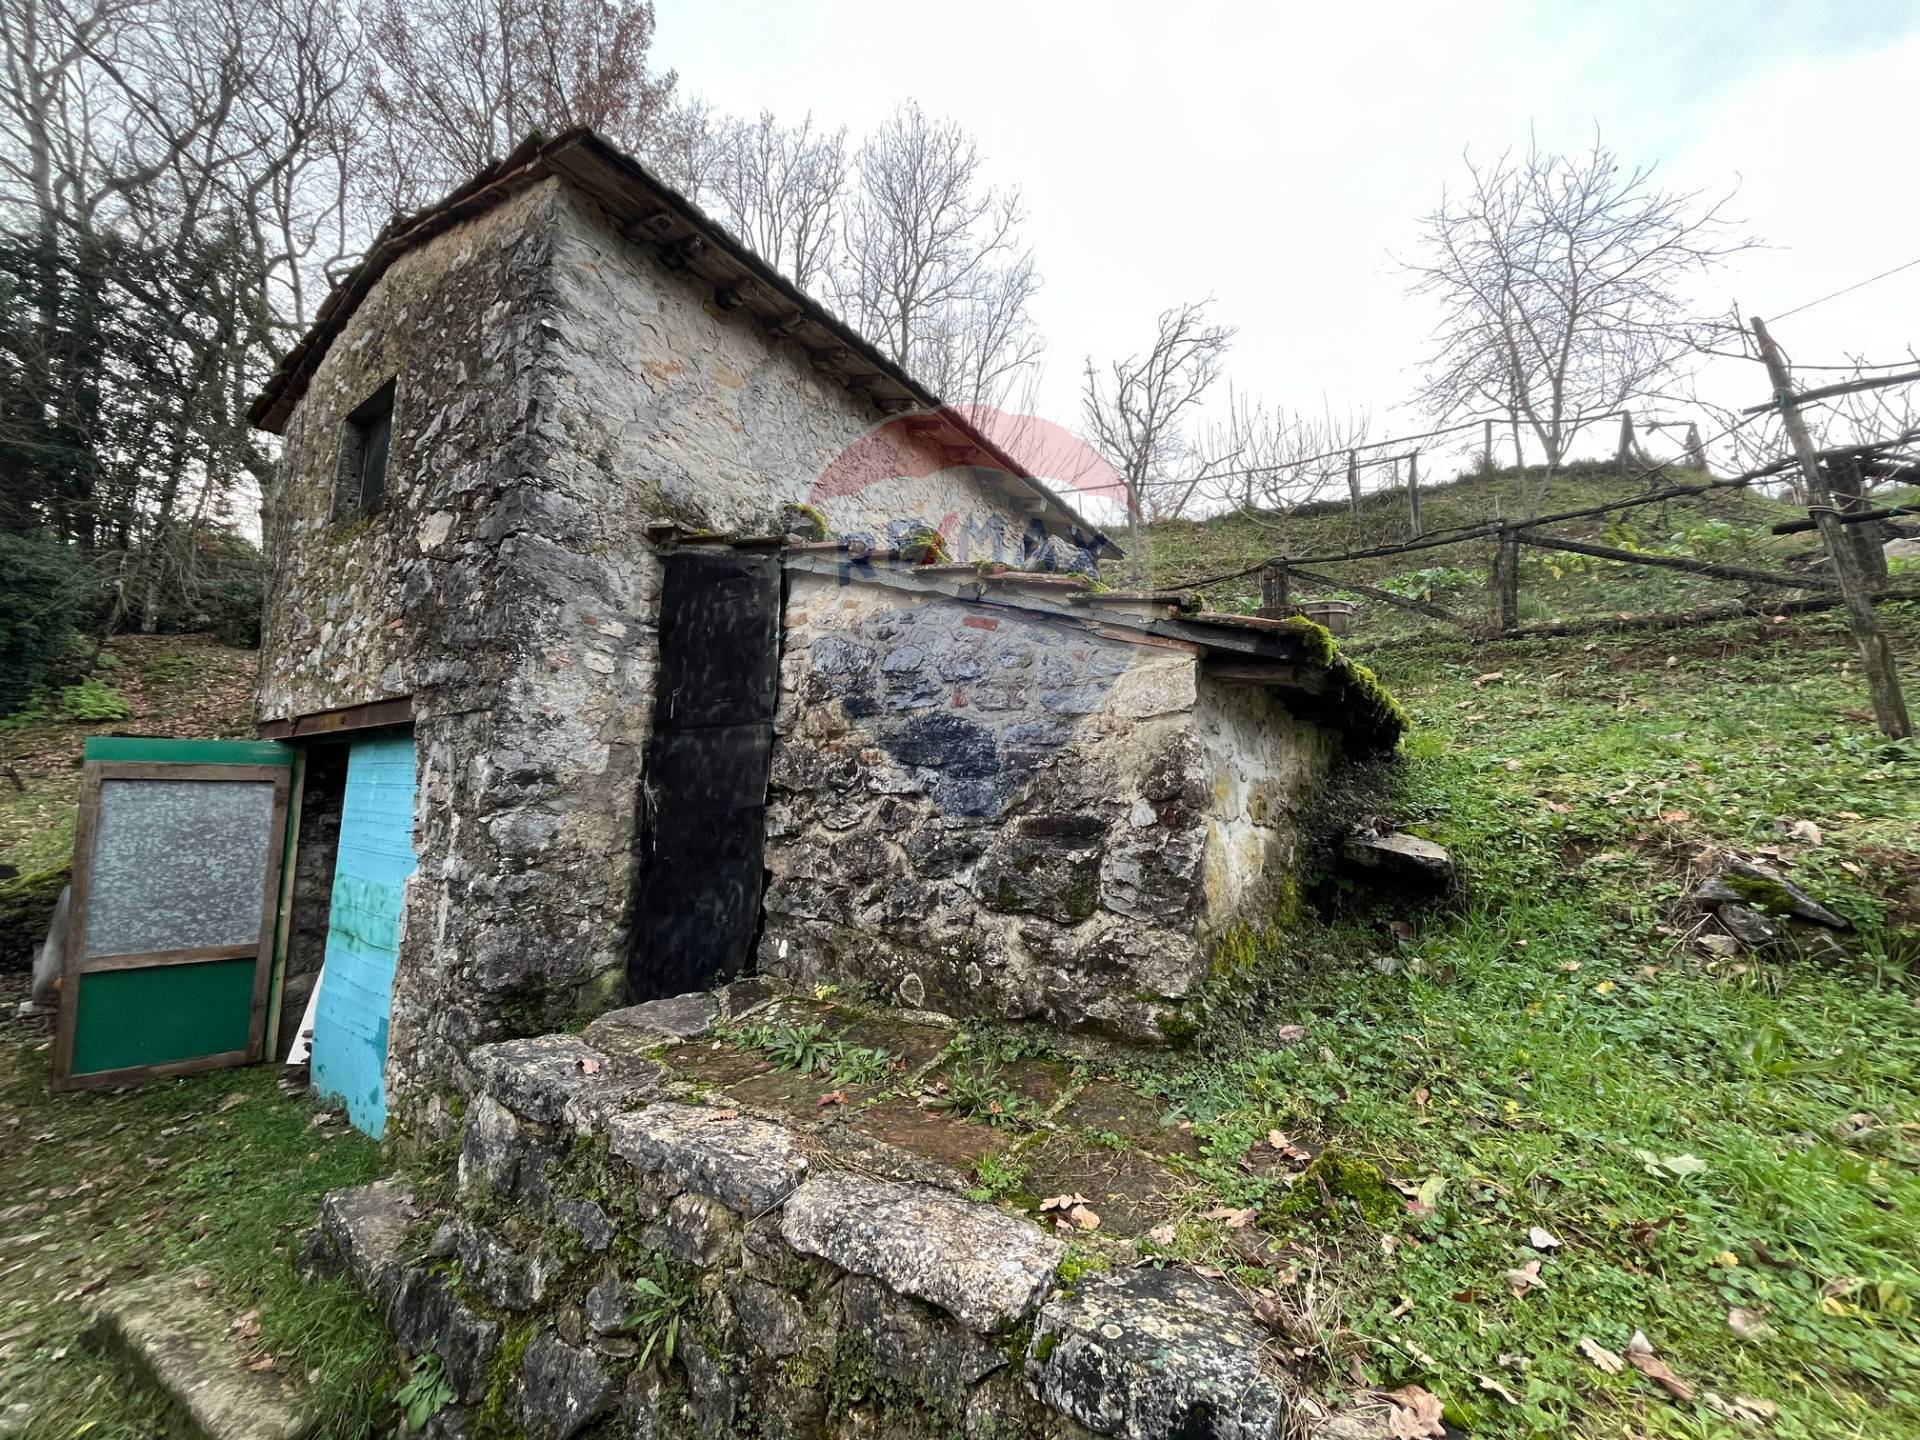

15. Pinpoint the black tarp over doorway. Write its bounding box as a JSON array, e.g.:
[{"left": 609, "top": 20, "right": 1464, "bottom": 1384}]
[{"left": 627, "top": 549, "right": 782, "bottom": 1001}]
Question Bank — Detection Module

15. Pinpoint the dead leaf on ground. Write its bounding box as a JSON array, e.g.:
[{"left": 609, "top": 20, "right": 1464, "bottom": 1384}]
[
  {"left": 1385, "top": 1384, "right": 1445, "bottom": 1439},
  {"left": 1477, "top": 1373, "right": 1520, "bottom": 1405},
  {"left": 576, "top": 1055, "right": 602, "bottom": 1075},
  {"left": 1659, "top": 809, "right": 1691, "bottom": 824},
  {"left": 1578, "top": 1336, "right": 1624, "bottom": 1374},
  {"left": 817, "top": 1090, "right": 848, "bottom": 1107},
  {"left": 214, "top": 1092, "right": 248, "bottom": 1114},
  {"left": 1626, "top": 1330, "right": 1694, "bottom": 1401},
  {"left": 1728, "top": 1307, "right": 1774, "bottom": 1341},
  {"left": 1704, "top": 1393, "right": 1779, "bottom": 1425},
  {"left": 1201, "top": 1205, "right": 1256, "bottom": 1229},
  {"left": 245, "top": 1354, "right": 276, "bottom": 1373},
  {"left": 707, "top": 1108, "right": 739, "bottom": 1122},
  {"left": 1275, "top": 1024, "right": 1307, "bottom": 1045},
  {"left": 230, "top": 1309, "right": 261, "bottom": 1341},
  {"left": 1528, "top": 1225, "right": 1561, "bottom": 1251},
  {"left": 1474, "top": 671, "right": 1504, "bottom": 686},
  {"left": 1505, "top": 1259, "right": 1546, "bottom": 1296},
  {"left": 1038, "top": 1193, "right": 1089, "bottom": 1213},
  {"left": 1145, "top": 1223, "right": 1177, "bottom": 1246},
  {"left": 1064, "top": 1204, "right": 1101, "bottom": 1232},
  {"left": 1266, "top": 1130, "right": 1310, "bottom": 1161},
  {"left": 1787, "top": 819, "right": 1823, "bottom": 846}
]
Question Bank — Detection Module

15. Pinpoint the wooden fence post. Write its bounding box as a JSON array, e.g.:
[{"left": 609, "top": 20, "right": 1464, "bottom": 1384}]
[
  {"left": 1685, "top": 421, "right": 1707, "bottom": 472},
  {"left": 1346, "top": 450, "right": 1361, "bottom": 515},
  {"left": 1258, "top": 560, "right": 1292, "bottom": 619},
  {"left": 1616, "top": 411, "right": 1636, "bottom": 475},
  {"left": 1483, "top": 418, "right": 1495, "bottom": 471},
  {"left": 1752, "top": 315, "right": 1910, "bottom": 738},
  {"left": 1830, "top": 453, "right": 1890, "bottom": 582},
  {"left": 1490, "top": 525, "right": 1520, "bottom": 634},
  {"left": 1407, "top": 450, "right": 1422, "bottom": 538}
]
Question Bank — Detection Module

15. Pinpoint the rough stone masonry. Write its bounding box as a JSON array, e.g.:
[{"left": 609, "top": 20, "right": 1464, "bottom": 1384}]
[{"left": 308, "top": 991, "right": 1306, "bottom": 1440}]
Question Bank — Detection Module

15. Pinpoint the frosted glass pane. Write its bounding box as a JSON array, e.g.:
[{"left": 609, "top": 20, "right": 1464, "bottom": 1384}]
[{"left": 83, "top": 779, "right": 274, "bottom": 957}]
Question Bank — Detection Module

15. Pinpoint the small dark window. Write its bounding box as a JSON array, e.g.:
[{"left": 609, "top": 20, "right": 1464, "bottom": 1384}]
[{"left": 334, "top": 380, "right": 396, "bottom": 521}]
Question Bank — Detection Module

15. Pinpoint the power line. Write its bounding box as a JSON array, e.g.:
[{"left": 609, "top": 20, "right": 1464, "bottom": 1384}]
[{"left": 1772, "top": 255, "right": 1920, "bottom": 323}]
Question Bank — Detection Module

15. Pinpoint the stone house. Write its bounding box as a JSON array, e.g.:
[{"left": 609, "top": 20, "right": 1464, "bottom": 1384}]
[{"left": 247, "top": 129, "right": 1401, "bottom": 1138}]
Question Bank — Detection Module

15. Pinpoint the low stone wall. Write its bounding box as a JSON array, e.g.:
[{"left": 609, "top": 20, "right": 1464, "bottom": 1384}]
[
  {"left": 760, "top": 568, "right": 1340, "bottom": 1043},
  {"left": 308, "top": 991, "right": 1302, "bottom": 1440}
]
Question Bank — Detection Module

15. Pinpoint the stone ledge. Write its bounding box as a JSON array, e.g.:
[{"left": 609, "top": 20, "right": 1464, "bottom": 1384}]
[
  {"left": 781, "top": 1170, "right": 1065, "bottom": 1334},
  {"left": 606, "top": 1101, "right": 809, "bottom": 1216},
  {"left": 468, "top": 1033, "right": 660, "bottom": 1129},
  {"left": 318, "top": 1176, "right": 417, "bottom": 1312},
  {"left": 1028, "top": 1267, "right": 1289, "bottom": 1440},
  {"left": 87, "top": 1270, "right": 315, "bottom": 1440}
]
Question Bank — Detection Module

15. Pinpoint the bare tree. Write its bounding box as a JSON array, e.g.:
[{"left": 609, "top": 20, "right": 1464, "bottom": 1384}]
[
  {"left": 708, "top": 108, "right": 844, "bottom": 294},
  {"left": 1205, "top": 395, "right": 1372, "bottom": 531},
  {"left": 356, "top": 0, "right": 678, "bottom": 220},
  {"left": 1407, "top": 130, "right": 1753, "bottom": 482},
  {"left": 1081, "top": 300, "right": 1235, "bottom": 582},
  {"left": 638, "top": 93, "right": 727, "bottom": 202},
  {"left": 833, "top": 100, "right": 1041, "bottom": 409}
]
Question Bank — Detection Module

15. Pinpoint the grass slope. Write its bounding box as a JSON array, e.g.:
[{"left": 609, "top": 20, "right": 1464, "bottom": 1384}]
[
  {"left": 1140, "top": 462, "right": 1915, "bottom": 642},
  {"left": 1122, "top": 604, "right": 1920, "bottom": 1438}
]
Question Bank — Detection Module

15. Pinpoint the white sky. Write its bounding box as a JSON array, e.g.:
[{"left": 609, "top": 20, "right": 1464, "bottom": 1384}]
[{"left": 653, "top": 0, "right": 1920, "bottom": 485}]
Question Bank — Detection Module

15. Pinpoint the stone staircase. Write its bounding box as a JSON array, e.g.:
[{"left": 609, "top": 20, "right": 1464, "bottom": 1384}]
[{"left": 305, "top": 982, "right": 1320, "bottom": 1439}]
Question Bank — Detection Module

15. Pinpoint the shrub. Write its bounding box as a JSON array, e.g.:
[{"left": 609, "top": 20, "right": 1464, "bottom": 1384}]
[
  {"left": 0, "top": 533, "right": 101, "bottom": 718},
  {"left": 57, "top": 678, "right": 132, "bottom": 721}
]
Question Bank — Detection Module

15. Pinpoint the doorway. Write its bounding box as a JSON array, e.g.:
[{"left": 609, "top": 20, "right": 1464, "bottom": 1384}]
[{"left": 627, "top": 549, "right": 781, "bottom": 1001}]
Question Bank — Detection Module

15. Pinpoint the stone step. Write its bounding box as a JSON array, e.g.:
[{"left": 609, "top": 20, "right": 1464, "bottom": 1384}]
[{"left": 87, "top": 1271, "right": 315, "bottom": 1440}]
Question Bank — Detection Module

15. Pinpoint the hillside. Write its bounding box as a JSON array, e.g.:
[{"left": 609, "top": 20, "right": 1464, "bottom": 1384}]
[
  {"left": 1141, "top": 462, "right": 1913, "bottom": 644},
  {"left": 0, "top": 634, "right": 259, "bottom": 966},
  {"left": 1115, "top": 465, "right": 1920, "bottom": 1436}
]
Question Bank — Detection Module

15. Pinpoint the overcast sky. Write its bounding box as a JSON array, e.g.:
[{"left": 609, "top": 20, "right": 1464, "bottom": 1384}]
[{"left": 653, "top": 1, "right": 1920, "bottom": 484}]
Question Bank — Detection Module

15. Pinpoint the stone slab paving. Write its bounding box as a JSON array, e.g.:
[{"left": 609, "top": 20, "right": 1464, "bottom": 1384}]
[{"left": 86, "top": 1270, "right": 314, "bottom": 1440}]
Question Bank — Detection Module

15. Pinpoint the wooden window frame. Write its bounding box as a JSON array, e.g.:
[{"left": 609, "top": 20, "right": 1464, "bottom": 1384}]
[{"left": 333, "top": 378, "right": 397, "bottom": 523}]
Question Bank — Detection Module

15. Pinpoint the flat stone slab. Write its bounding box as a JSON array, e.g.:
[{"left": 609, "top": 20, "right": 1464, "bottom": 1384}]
[
  {"left": 606, "top": 1102, "right": 810, "bottom": 1216},
  {"left": 87, "top": 1270, "right": 314, "bottom": 1440},
  {"left": 1341, "top": 830, "right": 1454, "bottom": 883},
  {"left": 582, "top": 992, "right": 718, "bottom": 1056},
  {"left": 1693, "top": 856, "right": 1850, "bottom": 930},
  {"left": 782, "top": 1170, "right": 1065, "bottom": 1333},
  {"left": 318, "top": 1176, "right": 417, "bottom": 1310},
  {"left": 1028, "top": 1266, "right": 1288, "bottom": 1440},
  {"left": 469, "top": 1034, "right": 657, "bottom": 1128}
]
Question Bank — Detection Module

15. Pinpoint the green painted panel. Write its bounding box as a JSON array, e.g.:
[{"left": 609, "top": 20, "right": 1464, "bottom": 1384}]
[
  {"left": 70, "top": 958, "right": 256, "bottom": 1075},
  {"left": 84, "top": 737, "right": 294, "bottom": 768}
]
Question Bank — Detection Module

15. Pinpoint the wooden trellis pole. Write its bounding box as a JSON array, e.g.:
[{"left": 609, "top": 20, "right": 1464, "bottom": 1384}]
[{"left": 1751, "top": 315, "right": 1910, "bottom": 738}]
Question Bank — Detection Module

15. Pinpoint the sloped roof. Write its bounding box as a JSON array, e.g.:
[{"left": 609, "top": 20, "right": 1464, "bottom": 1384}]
[
  {"left": 662, "top": 530, "right": 1406, "bottom": 752},
  {"left": 249, "top": 128, "right": 1115, "bottom": 556}
]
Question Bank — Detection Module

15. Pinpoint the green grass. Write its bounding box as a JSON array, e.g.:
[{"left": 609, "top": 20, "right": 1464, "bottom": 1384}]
[
  {"left": 1126, "top": 603, "right": 1920, "bottom": 1438},
  {"left": 0, "top": 1001, "right": 391, "bottom": 1439}
]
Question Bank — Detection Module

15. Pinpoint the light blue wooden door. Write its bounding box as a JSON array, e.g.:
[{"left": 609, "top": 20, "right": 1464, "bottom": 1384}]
[{"left": 310, "top": 731, "right": 417, "bottom": 1138}]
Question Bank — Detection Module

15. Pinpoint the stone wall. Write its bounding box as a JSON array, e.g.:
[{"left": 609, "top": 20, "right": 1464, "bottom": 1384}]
[
  {"left": 758, "top": 568, "right": 1338, "bottom": 1042},
  {"left": 257, "top": 176, "right": 1065, "bottom": 1133},
  {"left": 307, "top": 995, "right": 1301, "bottom": 1440}
]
